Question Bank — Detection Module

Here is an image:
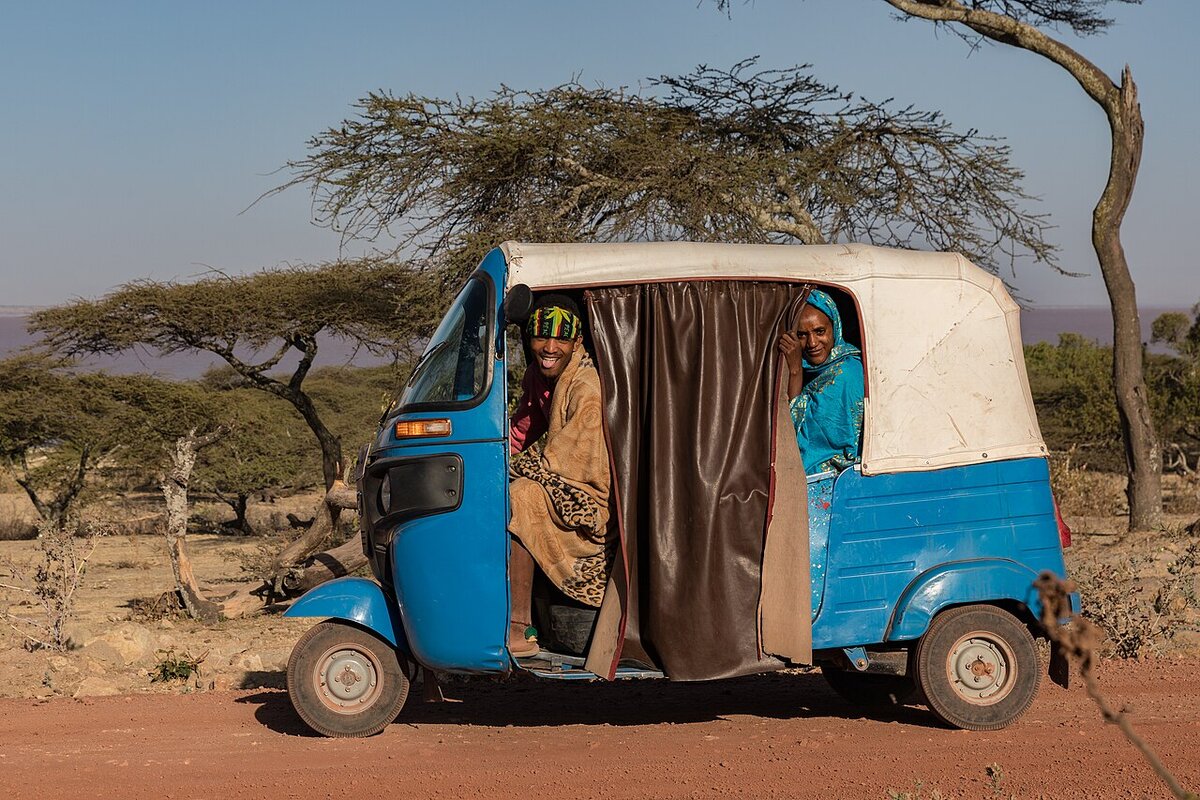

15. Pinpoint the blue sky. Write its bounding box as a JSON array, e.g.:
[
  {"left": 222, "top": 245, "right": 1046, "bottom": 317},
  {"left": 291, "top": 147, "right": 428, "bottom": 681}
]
[{"left": 1, "top": 1, "right": 1196, "bottom": 307}]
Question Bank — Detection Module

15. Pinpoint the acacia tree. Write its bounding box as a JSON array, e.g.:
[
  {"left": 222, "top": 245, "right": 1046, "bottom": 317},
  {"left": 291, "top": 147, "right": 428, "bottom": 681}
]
[
  {"left": 107, "top": 376, "right": 231, "bottom": 622},
  {"left": 193, "top": 388, "right": 314, "bottom": 535},
  {"left": 871, "top": 0, "right": 1158, "bottom": 528},
  {"left": 0, "top": 356, "right": 126, "bottom": 527},
  {"left": 30, "top": 258, "right": 444, "bottom": 490},
  {"left": 273, "top": 61, "right": 1058, "bottom": 282}
]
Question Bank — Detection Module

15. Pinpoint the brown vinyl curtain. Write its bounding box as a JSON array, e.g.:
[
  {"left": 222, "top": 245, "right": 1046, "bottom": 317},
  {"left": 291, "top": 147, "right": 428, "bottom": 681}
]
[{"left": 586, "top": 281, "right": 804, "bottom": 680}]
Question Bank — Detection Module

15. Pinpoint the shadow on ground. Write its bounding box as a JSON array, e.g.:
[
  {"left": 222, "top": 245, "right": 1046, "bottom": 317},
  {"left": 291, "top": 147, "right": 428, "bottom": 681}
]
[{"left": 239, "top": 670, "right": 940, "bottom": 736}]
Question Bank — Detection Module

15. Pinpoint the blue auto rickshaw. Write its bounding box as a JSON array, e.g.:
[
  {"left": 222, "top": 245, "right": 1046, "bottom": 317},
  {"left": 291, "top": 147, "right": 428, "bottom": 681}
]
[{"left": 284, "top": 242, "right": 1076, "bottom": 737}]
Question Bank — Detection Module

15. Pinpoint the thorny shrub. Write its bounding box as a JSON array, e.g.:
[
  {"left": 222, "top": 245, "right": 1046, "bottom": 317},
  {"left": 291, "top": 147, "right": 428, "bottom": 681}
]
[
  {"left": 220, "top": 539, "right": 286, "bottom": 583},
  {"left": 149, "top": 647, "right": 207, "bottom": 683},
  {"left": 0, "top": 517, "right": 111, "bottom": 650},
  {"left": 1049, "top": 448, "right": 1124, "bottom": 517},
  {"left": 1073, "top": 540, "right": 1200, "bottom": 659},
  {"left": 127, "top": 589, "right": 187, "bottom": 623}
]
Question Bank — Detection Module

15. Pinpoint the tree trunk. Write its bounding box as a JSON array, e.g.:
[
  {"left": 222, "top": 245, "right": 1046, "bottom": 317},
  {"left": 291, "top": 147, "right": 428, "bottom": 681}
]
[
  {"left": 162, "top": 433, "right": 222, "bottom": 623},
  {"left": 288, "top": 537, "right": 369, "bottom": 596},
  {"left": 15, "top": 445, "right": 92, "bottom": 529},
  {"left": 276, "top": 385, "right": 344, "bottom": 491},
  {"left": 1094, "top": 69, "right": 1161, "bottom": 530},
  {"left": 219, "top": 480, "right": 360, "bottom": 619},
  {"left": 229, "top": 493, "right": 253, "bottom": 535},
  {"left": 269, "top": 479, "right": 356, "bottom": 573}
]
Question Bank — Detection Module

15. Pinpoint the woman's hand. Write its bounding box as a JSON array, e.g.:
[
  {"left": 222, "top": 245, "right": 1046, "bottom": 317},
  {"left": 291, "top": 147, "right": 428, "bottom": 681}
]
[
  {"left": 779, "top": 332, "right": 804, "bottom": 373},
  {"left": 778, "top": 331, "right": 805, "bottom": 399}
]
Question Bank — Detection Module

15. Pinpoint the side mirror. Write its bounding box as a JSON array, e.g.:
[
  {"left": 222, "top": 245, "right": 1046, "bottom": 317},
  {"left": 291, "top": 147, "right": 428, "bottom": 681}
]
[{"left": 503, "top": 284, "right": 533, "bottom": 326}]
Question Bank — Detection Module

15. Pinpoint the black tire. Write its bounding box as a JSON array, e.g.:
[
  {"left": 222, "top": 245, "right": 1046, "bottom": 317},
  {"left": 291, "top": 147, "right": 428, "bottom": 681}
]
[
  {"left": 287, "top": 621, "right": 410, "bottom": 738},
  {"left": 913, "top": 605, "right": 1041, "bottom": 731},
  {"left": 820, "top": 666, "right": 918, "bottom": 708}
]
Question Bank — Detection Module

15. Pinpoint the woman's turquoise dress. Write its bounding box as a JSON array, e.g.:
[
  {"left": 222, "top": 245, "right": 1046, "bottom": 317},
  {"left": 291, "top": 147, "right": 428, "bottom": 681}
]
[{"left": 787, "top": 290, "right": 865, "bottom": 618}]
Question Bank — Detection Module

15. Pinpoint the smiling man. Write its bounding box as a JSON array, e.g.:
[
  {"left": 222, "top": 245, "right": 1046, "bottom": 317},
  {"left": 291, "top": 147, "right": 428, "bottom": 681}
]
[{"left": 506, "top": 294, "right": 613, "bottom": 658}]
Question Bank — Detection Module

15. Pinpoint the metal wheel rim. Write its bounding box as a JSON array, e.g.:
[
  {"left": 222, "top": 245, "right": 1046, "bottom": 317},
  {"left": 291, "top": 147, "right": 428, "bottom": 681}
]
[
  {"left": 312, "top": 644, "right": 383, "bottom": 715},
  {"left": 944, "top": 629, "right": 1016, "bottom": 706}
]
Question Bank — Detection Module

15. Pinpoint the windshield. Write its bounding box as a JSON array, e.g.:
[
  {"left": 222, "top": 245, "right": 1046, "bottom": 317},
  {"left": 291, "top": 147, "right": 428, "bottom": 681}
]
[{"left": 395, "top": 275, "right": 493, "bottom": 410}]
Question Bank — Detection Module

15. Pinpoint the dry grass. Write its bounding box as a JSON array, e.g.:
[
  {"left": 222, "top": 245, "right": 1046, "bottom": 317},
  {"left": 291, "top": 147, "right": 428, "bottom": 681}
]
[
  {"left": 0, "top": 495, "right": 38, "bottom": 541},
  {"left": 1050, "top": 450, "right": 1126, "bottom": 516}
]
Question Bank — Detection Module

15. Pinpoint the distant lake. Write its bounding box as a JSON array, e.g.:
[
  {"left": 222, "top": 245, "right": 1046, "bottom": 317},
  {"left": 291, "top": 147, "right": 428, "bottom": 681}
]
[{"left": 0, "top": 305, "right": 1191, "bottom": 377}]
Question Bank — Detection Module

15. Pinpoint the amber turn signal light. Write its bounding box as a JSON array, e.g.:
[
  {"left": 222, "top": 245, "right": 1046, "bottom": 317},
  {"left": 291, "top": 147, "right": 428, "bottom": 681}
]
[{"left": 394, "top": 418, "right": 452, "bottom": 439}]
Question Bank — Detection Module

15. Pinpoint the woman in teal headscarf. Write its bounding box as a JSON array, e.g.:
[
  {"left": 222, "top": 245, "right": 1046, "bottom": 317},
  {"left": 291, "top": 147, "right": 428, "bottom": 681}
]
[{"left": 778, "top": 289, "right": 865, "bottom": 475}]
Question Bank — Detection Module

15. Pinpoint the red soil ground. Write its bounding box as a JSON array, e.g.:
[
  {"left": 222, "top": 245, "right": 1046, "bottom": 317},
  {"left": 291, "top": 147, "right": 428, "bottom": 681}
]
[{"left": 3, "top": 658, "right": 1197, "bottom": 800}]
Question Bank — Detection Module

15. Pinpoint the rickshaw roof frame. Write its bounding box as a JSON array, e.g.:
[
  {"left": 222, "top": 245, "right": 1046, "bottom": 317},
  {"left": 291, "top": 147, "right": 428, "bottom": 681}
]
[{"left": 498, "top": 241, "right": 1046, "bottom": 476}]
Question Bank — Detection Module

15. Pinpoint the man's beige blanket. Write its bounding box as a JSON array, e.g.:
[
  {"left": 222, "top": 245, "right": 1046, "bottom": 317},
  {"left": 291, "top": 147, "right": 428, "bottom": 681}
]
[{"left": 510, "top": 349, "right": 613, "bottom": 608}]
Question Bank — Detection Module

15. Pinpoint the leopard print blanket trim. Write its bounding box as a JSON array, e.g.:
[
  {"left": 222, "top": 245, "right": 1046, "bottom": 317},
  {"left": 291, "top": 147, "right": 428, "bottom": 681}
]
[
  {"left": 510, "top": 442, "right": 605, "bottom": 542},
  {"left": 510, "top": 441, "right": 613, "bottom": 606}
]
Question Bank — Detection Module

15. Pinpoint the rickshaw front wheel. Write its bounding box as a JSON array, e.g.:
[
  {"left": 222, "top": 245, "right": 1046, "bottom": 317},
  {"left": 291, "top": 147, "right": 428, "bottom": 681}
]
[
  {"left": 287, "top": 621, "right": 411, "bottom": 738},
  {"left": 913, "top": 604, "right": 1040, "bottom": 731}
]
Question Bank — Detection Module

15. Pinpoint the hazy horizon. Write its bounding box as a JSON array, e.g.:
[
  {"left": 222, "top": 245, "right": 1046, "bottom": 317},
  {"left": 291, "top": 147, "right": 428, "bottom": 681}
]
[{"left": 1, "top": 305, "right": 1189, "bottom": 380}]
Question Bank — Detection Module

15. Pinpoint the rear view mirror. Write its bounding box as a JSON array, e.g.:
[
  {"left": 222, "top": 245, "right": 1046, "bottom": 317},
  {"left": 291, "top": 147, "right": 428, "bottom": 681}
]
[{"left": 503, "top": 284, "right": 533, "bottom": 326}]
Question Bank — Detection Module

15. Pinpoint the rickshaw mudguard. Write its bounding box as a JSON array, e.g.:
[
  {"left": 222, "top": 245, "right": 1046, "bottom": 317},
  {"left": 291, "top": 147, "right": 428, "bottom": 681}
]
[
  {"left": 884, "top": 559, "right": 1043, "bottom": 642},
  {"left": 284, "top": 576, "right": 409, "bottom": 653}
]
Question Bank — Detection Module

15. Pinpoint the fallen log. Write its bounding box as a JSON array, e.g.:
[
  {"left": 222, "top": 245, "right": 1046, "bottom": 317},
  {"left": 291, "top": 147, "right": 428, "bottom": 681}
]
[{"left": 218, "top": 480, "right": 361, "bottom": 619}]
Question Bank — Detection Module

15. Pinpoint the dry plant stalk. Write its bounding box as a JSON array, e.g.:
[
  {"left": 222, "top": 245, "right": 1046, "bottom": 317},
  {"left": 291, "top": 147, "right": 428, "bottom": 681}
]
[
  {"left": 0, "top": 518, "right": 110, "bottom": 651},
  {"left": 1035, "top": 572, "right": 1198, "bottom": 800}
]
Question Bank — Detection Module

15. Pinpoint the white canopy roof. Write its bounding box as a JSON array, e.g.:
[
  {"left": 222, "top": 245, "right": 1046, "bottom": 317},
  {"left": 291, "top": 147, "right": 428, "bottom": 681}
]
[{"left": 500, "top": 241, "right": 1046, "bottom": 475}]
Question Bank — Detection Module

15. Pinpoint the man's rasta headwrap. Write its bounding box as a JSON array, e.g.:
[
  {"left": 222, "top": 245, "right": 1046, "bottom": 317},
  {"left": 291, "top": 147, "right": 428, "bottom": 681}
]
[{"left": 527, "top": 305, "right": 582, "bottom": 340}]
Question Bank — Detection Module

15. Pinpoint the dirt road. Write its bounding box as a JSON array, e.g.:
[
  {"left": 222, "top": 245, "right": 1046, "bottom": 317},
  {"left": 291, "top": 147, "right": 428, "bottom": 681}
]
[{"left": 2, "top": 659, "right": 1196, "bottom": 800}]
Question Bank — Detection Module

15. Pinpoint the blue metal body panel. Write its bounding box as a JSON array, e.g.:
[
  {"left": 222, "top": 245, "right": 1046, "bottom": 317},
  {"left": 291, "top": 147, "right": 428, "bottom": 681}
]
[
  {"left": 363, "top": 246, "right": 512, "bottom": 674},
  {"left": 284, "top": 577, "right": 408, "bottom": 650},
  {"left": 372, "top": 250, "right": 510, "bottom": 453},
  {"left": 810, "top": 457, "right": 1068, "bottom": 650},
  {"left": 886, "top": 559, "right": 1040, "bottom": 641},
  {"left": 383, "top": 439, "right": 510, "bottom": 673}
]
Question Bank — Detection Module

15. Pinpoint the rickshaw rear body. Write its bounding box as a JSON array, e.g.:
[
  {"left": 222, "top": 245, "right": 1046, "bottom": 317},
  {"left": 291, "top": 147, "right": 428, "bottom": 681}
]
[{"left": 810, "top": 457, "right": 1068, "bottom": 650}]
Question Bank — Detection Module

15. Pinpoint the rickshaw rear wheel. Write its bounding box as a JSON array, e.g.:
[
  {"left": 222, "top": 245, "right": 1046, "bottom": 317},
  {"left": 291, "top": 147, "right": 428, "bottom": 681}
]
[
  {"left": 287, "top": 621, "right": 410, "bottom": 738},
  {"left": 913, "top": 604, "right": 1040, "bottom": 731},
  {"left": 819, "top": 666, "right": 918, "bottom": 708}
]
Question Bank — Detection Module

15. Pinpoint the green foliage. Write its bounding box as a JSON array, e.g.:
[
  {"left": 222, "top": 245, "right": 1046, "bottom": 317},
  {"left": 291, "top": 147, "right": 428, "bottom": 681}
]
[
  {"left": 193, "top": 388, "right": 315, "bottom": 530},
  {"left": 103, "top": 373, "right": 229, "bottom": 473},
  {"left": 30, "top": 258, "right": 443, "bottom": 362},
  {"left": 0, "top": 356, "right": 132, "bottom": 523},
  {"left": 1026, "top": 311, "right": 1200, "bottom": 477},
  {"left": 304, "top": 364, "right": 408, "bottom": 445},
  {"left": 194, "top": 365, "right": 404, "bottom": 504},
  {"left": 1025, "top": 334, "right": 1122, "bottom": 470},
  {"left": 1151, "top": 305, "right": 1200, "bottom": 364},
  {"left": 148, "top": 647, "right": 206, "bottom": 683}
]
